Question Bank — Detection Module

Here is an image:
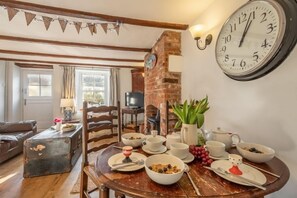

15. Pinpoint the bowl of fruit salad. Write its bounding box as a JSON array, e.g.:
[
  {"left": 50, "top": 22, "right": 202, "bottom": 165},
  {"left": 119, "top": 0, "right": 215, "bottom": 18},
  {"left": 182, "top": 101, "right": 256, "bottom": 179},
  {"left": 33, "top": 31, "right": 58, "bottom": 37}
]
[
  {"left": 236, "top": 142, "right": 275, "bottom": 163},
  {"left": 145, "top": 154, "right": 185, "bottom": 185},
  {"left": 122, "top": 133, "right": 146, "bottom": 148}
]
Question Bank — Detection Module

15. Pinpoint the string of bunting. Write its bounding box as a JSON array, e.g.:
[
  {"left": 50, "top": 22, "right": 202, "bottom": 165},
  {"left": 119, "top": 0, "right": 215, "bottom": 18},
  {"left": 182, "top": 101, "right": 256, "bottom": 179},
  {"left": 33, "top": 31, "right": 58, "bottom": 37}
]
[{"left": 1, "top": 6, "right": 121, "bottom": 35}]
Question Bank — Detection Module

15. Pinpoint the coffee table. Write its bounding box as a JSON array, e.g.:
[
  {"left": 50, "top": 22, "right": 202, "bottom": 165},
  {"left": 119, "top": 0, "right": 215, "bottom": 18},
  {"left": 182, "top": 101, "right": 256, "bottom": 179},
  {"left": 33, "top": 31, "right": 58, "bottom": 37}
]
[{"left": 23, "top": 124, "right": 82, "bottom": 178}]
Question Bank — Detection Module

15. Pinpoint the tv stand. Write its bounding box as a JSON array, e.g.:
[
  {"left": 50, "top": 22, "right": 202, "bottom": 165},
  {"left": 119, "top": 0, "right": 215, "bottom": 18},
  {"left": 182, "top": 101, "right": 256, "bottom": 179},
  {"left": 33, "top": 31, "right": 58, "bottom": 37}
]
[{"left": 122, "top": 107, "right": 144, "bottom": 132}]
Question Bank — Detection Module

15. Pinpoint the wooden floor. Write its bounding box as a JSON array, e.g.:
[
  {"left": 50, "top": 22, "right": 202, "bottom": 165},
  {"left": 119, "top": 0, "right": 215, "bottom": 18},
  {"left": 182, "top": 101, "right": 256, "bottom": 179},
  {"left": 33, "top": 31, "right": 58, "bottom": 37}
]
[{"left": 0, "top": 153, "right": 96, "bottom": 198}]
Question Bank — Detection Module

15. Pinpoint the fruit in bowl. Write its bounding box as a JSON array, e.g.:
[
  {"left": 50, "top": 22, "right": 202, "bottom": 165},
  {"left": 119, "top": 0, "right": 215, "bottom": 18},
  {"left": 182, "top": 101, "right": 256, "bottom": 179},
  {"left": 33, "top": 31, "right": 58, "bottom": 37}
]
[
  {"left": 145, "top": 154, "right": 185, "bottom": 185},
  {"left": 62, "top": 124, "right": 76, "bottom": 132},
  {"left": 236, "top": 142, "right": 275, "bottom": 163},
  {"left": 122, "top": 133, "right": 146, "bottom": 148}
]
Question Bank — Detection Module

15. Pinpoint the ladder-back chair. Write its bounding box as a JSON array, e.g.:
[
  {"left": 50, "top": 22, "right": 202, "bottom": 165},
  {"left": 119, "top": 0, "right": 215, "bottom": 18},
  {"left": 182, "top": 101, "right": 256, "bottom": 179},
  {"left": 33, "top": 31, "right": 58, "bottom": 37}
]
[{"left": 80, "top": 101, "right": 122, "bottom": 198}]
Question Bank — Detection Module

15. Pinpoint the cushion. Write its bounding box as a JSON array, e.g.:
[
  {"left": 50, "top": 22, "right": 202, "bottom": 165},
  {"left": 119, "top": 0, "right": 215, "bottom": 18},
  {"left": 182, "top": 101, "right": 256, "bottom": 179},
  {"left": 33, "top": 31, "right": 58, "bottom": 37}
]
[{"left": 0, "top": 123, "right": 33, "bottom": 133}]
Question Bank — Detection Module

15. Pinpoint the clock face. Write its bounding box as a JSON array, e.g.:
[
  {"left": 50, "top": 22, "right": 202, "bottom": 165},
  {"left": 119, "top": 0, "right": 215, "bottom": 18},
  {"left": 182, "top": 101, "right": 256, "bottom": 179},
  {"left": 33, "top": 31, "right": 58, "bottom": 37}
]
[
  {"left": 215, "top": 0, "right": 286, "bottom": 79},
  {"left": 145, "top": 53, "right": 157, "bottom": 69}
]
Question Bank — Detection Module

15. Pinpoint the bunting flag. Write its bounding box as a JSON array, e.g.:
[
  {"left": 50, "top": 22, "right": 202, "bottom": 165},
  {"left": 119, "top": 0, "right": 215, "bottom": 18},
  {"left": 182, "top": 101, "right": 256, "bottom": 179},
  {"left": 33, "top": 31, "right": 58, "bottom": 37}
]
[
  {"left": 2, "top": 5, "right": 121, "bottom": 36},
  {"left": 58, "top": 19, "right": 68, "bottom": 32},
  {"left": 113, "top": 24, "right": 120, "bottom": 36},
  {"left": 74, "top": 22, "right": 82, "bottom": 34},
  {"left": 42, "top": 16, "right": 52, "bottom": 30},
  {"left": 24, "top": 12, "right": 36, "bottom": 26},
  {"left": 101, "top": 23, "right": 108, "bottom": 34},
  {"left": 7, "top": 7, "right": 19, "bottom": 21},
  {"left": 88, "top": 23, "right": 97, "bottom": 35}
]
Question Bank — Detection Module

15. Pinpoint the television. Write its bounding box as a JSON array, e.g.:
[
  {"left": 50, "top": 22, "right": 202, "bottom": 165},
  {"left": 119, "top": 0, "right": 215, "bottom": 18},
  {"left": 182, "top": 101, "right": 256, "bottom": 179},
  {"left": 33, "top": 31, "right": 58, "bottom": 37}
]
[{"left": 125, "top": 92, "right": 144, "bottom": 108}]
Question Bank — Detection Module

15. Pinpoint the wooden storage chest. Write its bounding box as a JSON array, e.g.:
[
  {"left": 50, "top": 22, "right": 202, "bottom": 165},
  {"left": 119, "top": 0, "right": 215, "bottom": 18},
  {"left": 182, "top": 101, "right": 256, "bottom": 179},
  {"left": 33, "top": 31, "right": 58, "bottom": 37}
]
[{"left": 23, "top": 124, "right": 82, "bottom": 178}]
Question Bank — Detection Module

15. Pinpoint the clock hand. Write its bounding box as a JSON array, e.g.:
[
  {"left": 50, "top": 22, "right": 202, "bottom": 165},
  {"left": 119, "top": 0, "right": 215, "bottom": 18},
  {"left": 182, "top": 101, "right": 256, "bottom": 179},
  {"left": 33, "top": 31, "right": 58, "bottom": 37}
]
[{"left": 239, "top": 12, "right": 253, "bottom": 47}]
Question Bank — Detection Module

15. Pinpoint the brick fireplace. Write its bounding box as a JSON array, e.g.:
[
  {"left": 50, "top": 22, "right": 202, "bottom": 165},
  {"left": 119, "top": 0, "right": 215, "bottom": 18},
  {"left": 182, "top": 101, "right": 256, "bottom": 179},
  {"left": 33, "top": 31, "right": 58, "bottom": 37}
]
[{"left": 144, "top": 31, "right": 181, "bottom": 136}]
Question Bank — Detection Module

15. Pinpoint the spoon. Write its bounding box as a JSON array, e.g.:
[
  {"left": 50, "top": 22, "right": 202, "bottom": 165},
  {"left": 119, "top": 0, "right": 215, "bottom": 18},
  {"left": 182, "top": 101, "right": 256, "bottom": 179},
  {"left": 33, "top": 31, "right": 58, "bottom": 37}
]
[
  {"left": 184, "top": 164, "right": 201, "bottom": 196},
  {"left": 111, "top": 159, "right": 144, "bottom": 171}
]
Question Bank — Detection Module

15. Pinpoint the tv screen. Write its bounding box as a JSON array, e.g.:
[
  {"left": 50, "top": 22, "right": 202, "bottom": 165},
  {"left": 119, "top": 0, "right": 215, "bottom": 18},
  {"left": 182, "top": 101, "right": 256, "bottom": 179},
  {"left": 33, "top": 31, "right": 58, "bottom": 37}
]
[{"left": 125, "top": 92, "right": 144, "bottom": 108}]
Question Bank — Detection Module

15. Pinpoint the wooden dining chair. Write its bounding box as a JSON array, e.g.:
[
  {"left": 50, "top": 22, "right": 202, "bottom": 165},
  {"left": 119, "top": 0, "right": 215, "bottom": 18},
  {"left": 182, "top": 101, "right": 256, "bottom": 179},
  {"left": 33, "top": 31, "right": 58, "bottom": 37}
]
[{"left": 80, "top": 101, "right": 122, "bottom": 198}]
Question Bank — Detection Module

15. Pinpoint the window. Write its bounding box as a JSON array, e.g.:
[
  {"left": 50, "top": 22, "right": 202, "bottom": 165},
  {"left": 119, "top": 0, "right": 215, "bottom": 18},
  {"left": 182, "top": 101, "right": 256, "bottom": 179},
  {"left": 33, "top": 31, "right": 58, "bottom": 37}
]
[
  {"left": 26, "top": 73, "right": 52, "bottom": 97},
  {"left": 76, "top": 69, "right": 110, "bottom": 109}
]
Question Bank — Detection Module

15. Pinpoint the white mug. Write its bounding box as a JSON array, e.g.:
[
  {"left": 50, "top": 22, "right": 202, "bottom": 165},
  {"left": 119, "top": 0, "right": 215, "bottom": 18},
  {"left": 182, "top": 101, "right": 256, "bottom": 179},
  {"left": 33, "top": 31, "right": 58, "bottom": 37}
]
[
  {"left": 143, "top": 137, "right": 163, "bottom": 152},
  {"left": 170, "top": 143, "right": 189, "bottom": 159},
  {"left": 205, "top": 140, "right": 225, "bottom": 157}
]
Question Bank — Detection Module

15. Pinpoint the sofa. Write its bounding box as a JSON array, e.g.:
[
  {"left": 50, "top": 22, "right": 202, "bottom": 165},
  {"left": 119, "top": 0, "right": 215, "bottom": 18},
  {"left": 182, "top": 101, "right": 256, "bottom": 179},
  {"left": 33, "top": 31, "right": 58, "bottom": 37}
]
[{"left": 0, "top": 120, "right": 37, "bottom": 164}]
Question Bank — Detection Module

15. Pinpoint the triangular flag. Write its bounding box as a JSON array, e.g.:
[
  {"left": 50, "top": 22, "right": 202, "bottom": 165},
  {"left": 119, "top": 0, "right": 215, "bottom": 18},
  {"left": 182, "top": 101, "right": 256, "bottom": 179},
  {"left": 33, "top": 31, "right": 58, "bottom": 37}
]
[
  {"left": 58, "top": 19, "right": 68, "bottom": 32},
  {"left": 101, "top": 23, "right": 108, "bottom": 34},
  {"left": 74, "top": 22, "right": 82, "bottom": 34},
  {"left": 24, "top": 12, "right": 36, "bottom": 26},
  {"left": 113, "top": 24, "right": 120, "bottom": 36},
  {"left": 87, "top": 23, "right": 97, "bottom": 35},
  {"left": 7, "top": 7, "right": 19, "bottom": 21},
  {"left": 42, "top": 16, "right": 52, "bottom": 30}
]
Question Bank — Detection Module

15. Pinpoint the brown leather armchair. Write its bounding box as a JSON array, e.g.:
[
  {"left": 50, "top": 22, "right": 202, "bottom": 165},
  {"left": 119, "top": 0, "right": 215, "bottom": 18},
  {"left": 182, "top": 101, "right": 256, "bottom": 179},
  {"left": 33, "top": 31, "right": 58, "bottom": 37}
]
[{"left": 0, "top": 120, "right": 37, "bottom": 164}]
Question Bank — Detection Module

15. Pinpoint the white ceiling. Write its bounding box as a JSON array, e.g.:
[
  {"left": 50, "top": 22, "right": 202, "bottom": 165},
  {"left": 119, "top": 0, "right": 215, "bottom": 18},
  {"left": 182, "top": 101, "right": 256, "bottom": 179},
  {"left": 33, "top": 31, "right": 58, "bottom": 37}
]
[{"left": 0, "top": 0, "right": 216, "bottom": 68}]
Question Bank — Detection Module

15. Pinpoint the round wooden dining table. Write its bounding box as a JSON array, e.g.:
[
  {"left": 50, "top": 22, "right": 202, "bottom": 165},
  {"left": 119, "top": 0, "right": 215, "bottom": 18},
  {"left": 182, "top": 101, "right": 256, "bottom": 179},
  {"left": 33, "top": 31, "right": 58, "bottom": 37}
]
[{"left": 94, "top": 143, "right": 289, "bottom": 198}]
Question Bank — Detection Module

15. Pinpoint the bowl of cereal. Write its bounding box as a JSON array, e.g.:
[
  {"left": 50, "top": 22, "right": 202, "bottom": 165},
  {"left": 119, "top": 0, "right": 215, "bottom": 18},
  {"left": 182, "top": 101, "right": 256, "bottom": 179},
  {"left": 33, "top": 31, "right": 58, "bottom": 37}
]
[
  {"left": 122, "top": 133, "right": 146, "bottom": 148},
  {"left": 236, "top": 142, "right": 275, "bottom": 163},
  {"left": 145, "top": 154, "right": 185, "bottom": 185}
]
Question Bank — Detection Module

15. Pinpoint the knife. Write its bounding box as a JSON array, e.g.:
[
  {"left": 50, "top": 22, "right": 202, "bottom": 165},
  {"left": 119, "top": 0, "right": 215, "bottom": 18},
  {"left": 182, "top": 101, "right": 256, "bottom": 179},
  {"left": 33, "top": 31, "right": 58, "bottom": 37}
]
[{"left": 204, "top": 166, "right": 266, "bottom": 190}]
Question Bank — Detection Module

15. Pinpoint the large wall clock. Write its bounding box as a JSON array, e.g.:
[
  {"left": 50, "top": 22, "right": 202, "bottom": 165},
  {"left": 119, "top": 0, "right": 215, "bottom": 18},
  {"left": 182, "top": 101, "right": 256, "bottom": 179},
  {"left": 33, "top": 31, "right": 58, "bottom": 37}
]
[{"left": 215, "top": 0, "right": 297, "bottom": 81}]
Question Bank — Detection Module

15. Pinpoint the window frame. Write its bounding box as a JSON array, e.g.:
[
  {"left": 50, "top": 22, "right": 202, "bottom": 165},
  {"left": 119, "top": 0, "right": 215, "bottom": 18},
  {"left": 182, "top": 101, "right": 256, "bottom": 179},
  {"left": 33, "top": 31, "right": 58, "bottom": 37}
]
[
  {"left": 23, "top": 70, "right": 53, "bottom": 100},
  {"left": 75, "top": 68, "right": 110, "bottom": 109}
]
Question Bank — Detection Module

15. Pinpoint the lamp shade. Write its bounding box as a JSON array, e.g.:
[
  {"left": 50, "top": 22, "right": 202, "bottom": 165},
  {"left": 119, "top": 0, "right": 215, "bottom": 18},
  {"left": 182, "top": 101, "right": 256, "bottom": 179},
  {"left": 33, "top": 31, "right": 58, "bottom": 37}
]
[
  {"left": 60, "top": 98, "right": 75, "bottom": 108},
  {"left": 189, "top": 24, "right": 204, "bottom": 39}
]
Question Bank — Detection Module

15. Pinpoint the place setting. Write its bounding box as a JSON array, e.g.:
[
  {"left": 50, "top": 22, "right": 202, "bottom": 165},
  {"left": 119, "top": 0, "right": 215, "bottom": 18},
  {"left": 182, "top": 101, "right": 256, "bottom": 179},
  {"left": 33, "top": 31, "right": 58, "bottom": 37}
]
[{"left": 108, "top": 146, "right": 147, "bottom": 172}]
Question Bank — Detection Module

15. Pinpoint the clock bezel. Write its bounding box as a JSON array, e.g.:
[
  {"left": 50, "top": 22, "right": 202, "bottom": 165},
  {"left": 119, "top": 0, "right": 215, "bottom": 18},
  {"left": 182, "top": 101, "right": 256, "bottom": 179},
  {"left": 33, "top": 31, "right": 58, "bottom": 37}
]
[{"left": 215, "top": 0, "right": 297, "bottom": 81}]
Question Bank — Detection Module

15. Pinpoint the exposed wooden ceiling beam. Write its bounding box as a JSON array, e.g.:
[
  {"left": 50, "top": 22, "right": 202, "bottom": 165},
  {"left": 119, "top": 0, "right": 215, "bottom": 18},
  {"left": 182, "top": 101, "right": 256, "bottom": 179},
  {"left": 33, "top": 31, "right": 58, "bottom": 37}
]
[
  {"left": 15, "top": 63, "right": 53, "bottom": 69},
  {"left": 0, "top": 49, "right": 144, "bottom": 63},
  {"left": 0, "top": 35, "right": 151, "bottom": 52},
  {"left": 0, "top": 0, "right": 188, "bottom": 30},
  {"left": 0, "top": 57, "right": 141, "bottom": 69}
]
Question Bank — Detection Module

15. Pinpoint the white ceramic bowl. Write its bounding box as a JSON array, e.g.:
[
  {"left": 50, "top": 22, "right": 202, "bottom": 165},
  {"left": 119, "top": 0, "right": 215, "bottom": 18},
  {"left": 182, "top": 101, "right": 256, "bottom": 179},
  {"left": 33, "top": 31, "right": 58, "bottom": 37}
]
[
  {"left": 236, "top": 142, "right": 275, "bottom": 163},
  {"left": 122, "top": 133, "right": 146, "bottom": 148},
  {"left": 145, "top": 154, "right": 185, "bottom": 185}
]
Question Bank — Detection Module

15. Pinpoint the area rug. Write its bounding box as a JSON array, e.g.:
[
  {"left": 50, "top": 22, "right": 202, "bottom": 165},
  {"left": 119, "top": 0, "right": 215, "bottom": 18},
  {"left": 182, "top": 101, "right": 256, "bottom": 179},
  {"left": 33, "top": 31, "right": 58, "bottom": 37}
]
[{"left": 70, "top": 130, "right": 118, "bottom": 194}]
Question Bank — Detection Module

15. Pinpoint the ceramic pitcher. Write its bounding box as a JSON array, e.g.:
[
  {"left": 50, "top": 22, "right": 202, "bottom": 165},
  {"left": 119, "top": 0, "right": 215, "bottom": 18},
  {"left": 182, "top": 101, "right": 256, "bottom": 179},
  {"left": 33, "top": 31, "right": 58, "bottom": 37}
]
[
  {"left": 181, "top": 124, "right": 199, "bottom": 145},
  {"left": 205, "top": 127, "right": 241, "bottom": 150}
]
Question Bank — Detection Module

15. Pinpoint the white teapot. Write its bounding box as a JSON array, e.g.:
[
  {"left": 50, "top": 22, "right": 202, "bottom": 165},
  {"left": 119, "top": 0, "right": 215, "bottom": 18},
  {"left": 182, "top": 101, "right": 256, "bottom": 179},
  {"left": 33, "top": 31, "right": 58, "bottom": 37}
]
[{"left": 203, "top": 127, "right": 241, "bottom": 151}]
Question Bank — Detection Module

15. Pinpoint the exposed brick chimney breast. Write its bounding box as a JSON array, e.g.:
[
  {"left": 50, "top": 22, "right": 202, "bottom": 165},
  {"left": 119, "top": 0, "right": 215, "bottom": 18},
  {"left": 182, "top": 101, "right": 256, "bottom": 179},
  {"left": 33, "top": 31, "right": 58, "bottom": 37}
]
[{"left": 144, "top": 31, "right": 181, "bottom": 136}]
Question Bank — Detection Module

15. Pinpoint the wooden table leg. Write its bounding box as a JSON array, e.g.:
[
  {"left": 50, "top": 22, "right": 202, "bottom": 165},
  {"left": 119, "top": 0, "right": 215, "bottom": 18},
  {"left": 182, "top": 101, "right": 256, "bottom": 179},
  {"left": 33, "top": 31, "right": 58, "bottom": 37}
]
[{"left": 99, "top": 184, "right": 109, "bottom": 198}]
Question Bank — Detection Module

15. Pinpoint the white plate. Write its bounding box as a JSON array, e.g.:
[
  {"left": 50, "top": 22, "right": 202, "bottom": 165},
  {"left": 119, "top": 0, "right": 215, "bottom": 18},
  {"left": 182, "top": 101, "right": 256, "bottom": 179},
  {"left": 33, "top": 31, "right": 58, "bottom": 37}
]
[
  {"left": 166, "top": 151, "right": 195, "bottom": 163},
  {"left": 108, "top": 152, "right": 147, "bottom": 172},
  {"left": 209, "top": 151, "right": 229, "bottom": 160},
  {"left": 211, "top": 160, "right": 267, "bottom": 186},
  {"left": 142, "top": 145, "right": 167, "bottom": 154},
  {"left": 145, "top": 135, "right": 167, "bottom": 142}
]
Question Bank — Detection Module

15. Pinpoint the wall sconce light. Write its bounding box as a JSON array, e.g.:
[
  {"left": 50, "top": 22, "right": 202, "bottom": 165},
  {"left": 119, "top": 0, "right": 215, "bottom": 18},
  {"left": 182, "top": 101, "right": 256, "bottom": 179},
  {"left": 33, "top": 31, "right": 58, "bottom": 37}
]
[{"left": 189, "top": 24, "right": 212, "bottom": 50}]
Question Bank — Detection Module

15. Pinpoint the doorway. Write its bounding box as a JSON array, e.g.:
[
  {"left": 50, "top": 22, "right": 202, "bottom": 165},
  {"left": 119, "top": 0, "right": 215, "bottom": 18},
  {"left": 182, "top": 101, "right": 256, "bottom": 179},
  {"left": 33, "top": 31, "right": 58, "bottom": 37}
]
[{"left": 22, "top": 69, "right": 53, "bottom": 131}]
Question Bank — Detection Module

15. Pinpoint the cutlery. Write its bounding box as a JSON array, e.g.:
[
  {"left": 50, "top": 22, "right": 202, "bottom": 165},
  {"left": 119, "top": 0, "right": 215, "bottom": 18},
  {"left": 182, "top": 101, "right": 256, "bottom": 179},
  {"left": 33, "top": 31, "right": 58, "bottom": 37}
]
[
  {"left": 112, "top": 159, "right": 142, "bottom": 167},
  {"left": 243, "top": 162, "right": 280, "bottom": 178},
  {"left": 111, "top": 159, "right": 144, "bottom": 171},
  {"left": 113, "top": 145, "right": 138, "bottom": 152},
  {"left": 204, "top": 166, "right": 266, "bottom": 190},
  {"left": 184, "top": 164, "right": 201, "bottom": 196}
]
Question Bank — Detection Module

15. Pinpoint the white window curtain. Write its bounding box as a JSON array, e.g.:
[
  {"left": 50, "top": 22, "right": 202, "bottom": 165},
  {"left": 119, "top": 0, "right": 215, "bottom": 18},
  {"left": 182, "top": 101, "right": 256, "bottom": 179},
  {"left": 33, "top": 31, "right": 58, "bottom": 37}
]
[
  {"left": 109, "top": 68, "right": 120, "bottom": 106},
  {"left": 61, "top": 65, "right": 76, "bottom": 112}
]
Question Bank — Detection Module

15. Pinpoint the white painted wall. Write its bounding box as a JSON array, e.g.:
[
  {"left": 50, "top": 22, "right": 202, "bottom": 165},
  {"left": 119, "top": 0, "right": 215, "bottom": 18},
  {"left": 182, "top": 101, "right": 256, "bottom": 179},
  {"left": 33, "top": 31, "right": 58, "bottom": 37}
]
[
  {"left": 0, "top": 61, "right": 6, "bottom": 121},
  {"left": 181, "top": 0, "right": 297, "bottom": 197},
  {"left": 6, "top": 63, "right": 21, "bottom": 122}
]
